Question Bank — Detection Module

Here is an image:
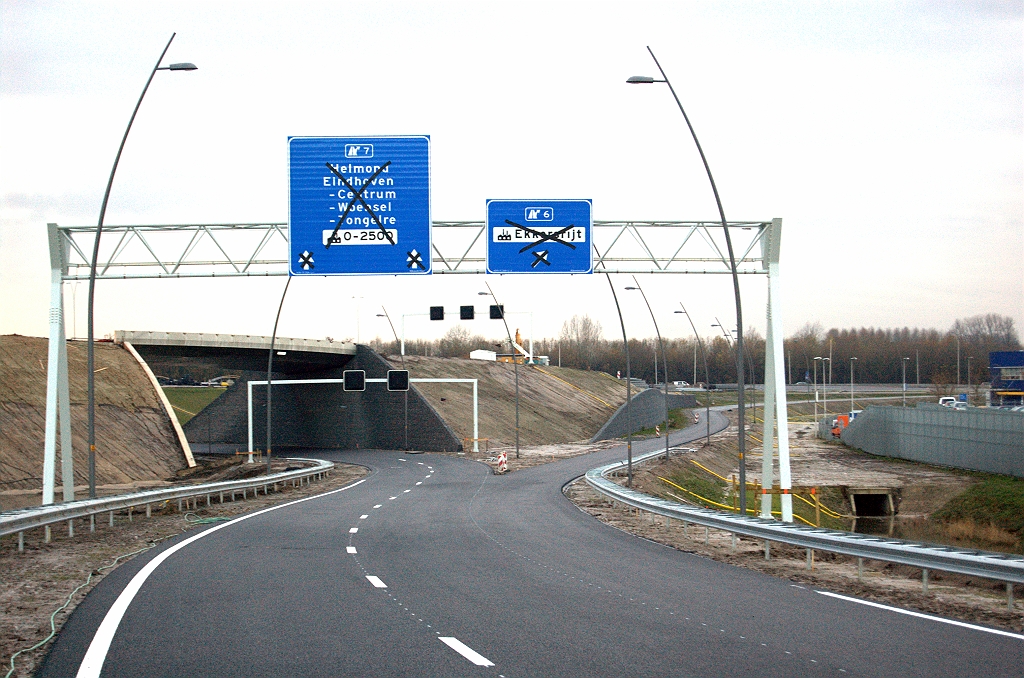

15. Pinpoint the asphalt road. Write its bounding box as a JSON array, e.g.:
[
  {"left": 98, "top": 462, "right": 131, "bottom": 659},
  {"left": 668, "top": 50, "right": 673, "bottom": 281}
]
[{"left": 41, "top": 415, "right": 1023, "bottom": 677}]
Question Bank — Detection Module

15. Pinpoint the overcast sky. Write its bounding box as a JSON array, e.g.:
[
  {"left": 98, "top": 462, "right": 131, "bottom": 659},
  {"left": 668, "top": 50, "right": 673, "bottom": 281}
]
[{"left": 1, "top": 1, "right": 1021, "bottom": 348}]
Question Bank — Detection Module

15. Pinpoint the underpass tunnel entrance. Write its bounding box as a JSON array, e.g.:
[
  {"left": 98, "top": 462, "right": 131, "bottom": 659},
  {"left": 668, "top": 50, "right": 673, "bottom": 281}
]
[{"left": 847, "top": 488, "right": 897, "bottom": 517}]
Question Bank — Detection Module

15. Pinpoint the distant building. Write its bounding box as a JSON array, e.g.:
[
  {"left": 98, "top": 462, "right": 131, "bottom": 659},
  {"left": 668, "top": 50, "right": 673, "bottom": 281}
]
[
  {"left": 470, "top": 349, "right": 497, "bottom": 362},
  {"left": 990, "top": 351, "right": 1024, "bottom": 406}
]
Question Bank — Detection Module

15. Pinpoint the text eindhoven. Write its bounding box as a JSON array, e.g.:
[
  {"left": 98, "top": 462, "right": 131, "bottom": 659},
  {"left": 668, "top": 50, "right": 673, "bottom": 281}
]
[{"left": 325, "top": 163, "right": 398, "bottom": 231}]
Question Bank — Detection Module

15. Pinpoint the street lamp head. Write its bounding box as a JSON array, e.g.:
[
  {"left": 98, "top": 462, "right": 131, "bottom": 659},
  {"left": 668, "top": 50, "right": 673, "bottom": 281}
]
[
  {"left": 673, "top": 310, "right": 683, "bottom": 314},
  {"left": 625, "top": 286, "right": 638, "bottom": 290},
  {"left": 375, "top": 314, "right": 386, "bottom": 318},
  {"left": 626, "top": 75, "right": 657, "bottom": 84},
  {"left": 167, "top": 62, "right": 198, "bottom": 71},
  {"left": 478, "top": 292, "right": 490, "bottom": 296}
]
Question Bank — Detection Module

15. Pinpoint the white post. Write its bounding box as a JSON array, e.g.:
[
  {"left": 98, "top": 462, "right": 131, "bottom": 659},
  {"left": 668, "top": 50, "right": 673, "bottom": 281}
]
[
  {"left": 473, "top": 379, "right": 479, "bottom": 453},
  {"left": 761, "top": 220, "right": 790, "bottom": 522},
  {"left": 760, "top": 304, "right": 776, "bottom": 519},
  {"left": 401, "top": 315, "right": 406, "bottom": 356},
  {"left": 44, "top": 223, "right": 73, "bottom": 504},
  {"left": 764, "top": 219, "right": 792, "bottom": 522},
  {"left": 247, "top": 380, "right": 254, "bottom": 453}
]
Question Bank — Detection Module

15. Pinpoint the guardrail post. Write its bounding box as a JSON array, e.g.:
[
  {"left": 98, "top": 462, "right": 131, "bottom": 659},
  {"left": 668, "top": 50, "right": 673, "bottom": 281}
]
[
  {"left": 18, "top": 531, "right": 24, "bottom": 552},
  {"left": 207, "top": 495, "right": 211, "bottom": 507},
  {"left": 90, "top": 515, "right": 95, "bottom": 532},
  {"left": 68, "top": 519, "right": 73, "bottom": 537},
  {"left": 806, "top": 548, "right": 813, "bottom": 570},
  {"left": 219, "top": 491, "right": 224, "bottom": 503},
  {"left": 1008, "top": 583, "right": 1014, "bottom": 611},
  {"left": 857, "top": 558, "right": 863, "bottom": 581},
  {"left": 128, "top": 506, "right": 133, "bottom": 522},
  {"left": 731, "top": 533, "right": 737, "bottom": 552},
  {"left": 45, "top": 526, "right": 51, "bottom": 543},
  {"left": 764, "top": 540, "right": 770, "bottom": 560},
  {"left": 146, "top": 504, "right": 151, "bottom": 518},
  {"left": 922, "top": 569, "right": 929, "bottom": 593}
]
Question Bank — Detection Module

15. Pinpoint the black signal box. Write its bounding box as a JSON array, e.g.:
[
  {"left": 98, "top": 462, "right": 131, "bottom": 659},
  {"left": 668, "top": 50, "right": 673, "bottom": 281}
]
[
  {"left": 489, "top": 304, "right": 504, "bottom": 319},
  {"left": 429, "top": 306, "right": 444, "bottom": 321},
  {"left": 387, "top": 370, "right": 410, "bottom": 391},
  {"left": 460, "top": 305, "right": 474, "bottom": 320},
  {"left": 343, "top": 370, "right": 366, "bottom": 391}
]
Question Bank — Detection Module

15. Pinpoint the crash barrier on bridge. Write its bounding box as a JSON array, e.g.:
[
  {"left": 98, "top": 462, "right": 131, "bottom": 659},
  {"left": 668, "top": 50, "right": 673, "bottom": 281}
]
[
  {"left": 0, "top": 458, "right": 334, "bottom": 552},
  {"left": 584, "top": 450, "right": 1024, "bottom": 608},
  {"left": 840, "top": 405, "right": 1024, "bottom": 478},
  {"left": 590, "top": 391, "right": 698, "bottom": 442}
]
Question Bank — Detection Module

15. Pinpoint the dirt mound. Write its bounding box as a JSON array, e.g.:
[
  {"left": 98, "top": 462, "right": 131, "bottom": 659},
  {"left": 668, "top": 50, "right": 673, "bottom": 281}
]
[
  {"left": 0, "top": 335, "right": 188, "bottom": 509},
  {"left": 390, "top": 355, "right": 627, "bottom": 449}
]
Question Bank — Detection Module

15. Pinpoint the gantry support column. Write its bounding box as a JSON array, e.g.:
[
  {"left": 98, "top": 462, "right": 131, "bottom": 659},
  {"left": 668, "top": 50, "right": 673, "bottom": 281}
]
[
  {"left": 761, "top": 219, "right": 792, "bottom": 522},
  {"left": 44, "top": 223, "right": 75, "bottom": 504}
]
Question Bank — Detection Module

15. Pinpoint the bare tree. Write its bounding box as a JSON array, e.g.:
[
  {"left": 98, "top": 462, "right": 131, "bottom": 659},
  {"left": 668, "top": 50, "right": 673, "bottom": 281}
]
[
  {"left": 559, "top": 314, "right": 603, "bottom": 369},
  {"left": 438, "top": 324, "right": 489, "bottom": 358}
]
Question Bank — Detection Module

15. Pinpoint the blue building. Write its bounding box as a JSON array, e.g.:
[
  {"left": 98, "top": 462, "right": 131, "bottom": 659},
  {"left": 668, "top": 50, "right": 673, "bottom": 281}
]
[{"left": 990, "top": 351, "right": 1024, "bottom": 406}]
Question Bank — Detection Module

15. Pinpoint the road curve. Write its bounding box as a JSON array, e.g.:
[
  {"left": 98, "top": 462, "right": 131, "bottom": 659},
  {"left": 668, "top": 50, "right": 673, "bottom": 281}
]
[{"left": 40, "top": 416, "right": 1023, "bottom": 677}]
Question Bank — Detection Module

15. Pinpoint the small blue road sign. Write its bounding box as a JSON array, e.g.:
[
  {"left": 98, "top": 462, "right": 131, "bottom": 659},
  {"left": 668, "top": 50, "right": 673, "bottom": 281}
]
[
  {"left": 289, "top": 136, "right": 430, "bottom": 275},
  {"left": 486, "top": 199, "right": 592, "bottom": 274}
]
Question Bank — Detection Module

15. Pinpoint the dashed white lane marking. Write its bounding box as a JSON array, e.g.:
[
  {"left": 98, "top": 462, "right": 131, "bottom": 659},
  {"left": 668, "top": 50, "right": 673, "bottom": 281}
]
[
  {"left": 398, "top": 458, "right": 407, "bottom": 462},
  {"left": 403, "top": 489, "right": 411, "bottom": 493},
  {"left": 373, "top": 504, "right": 382, "bottom": 509},
  {"left": 360, "top": 514, "right": 369, "bottom": 519},
  {"left": 415, "top": 482, "right": 422, "bottom": 486},
  {"left": 346, "top": 546, "right": 357, "bottom": 554},
  {"left": 389, "top": 496, "right": 397, "bottom": 500},
  {"left": 366, "top": 576, "right": 387, "bottom": 588},
  {"left": 75, "top": 477, "right": 367, "bottom": 678},
  {"left": 817, "top": 591, "right": 1024, "bottom": 640},
  {"left": 349, "top": 527, "right": 359, "bottom": 534},
  {"left": 439, "top": 637, "right": 495, "bottom": 666}
]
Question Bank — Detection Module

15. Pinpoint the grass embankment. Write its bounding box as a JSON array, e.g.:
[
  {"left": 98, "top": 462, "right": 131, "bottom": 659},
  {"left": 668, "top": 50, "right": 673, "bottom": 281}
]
[
  {"left": 933, "top": 475, "right": 1024, "bottom": 550},
  {"left": 656, "top": 460, "right": 848, "bottom": 530},
  {"left": 631, "top": 408, "right": 693, "bottom": 437},
  {"left": 162, "top": 387, "right": 226, "bottom": 425}
]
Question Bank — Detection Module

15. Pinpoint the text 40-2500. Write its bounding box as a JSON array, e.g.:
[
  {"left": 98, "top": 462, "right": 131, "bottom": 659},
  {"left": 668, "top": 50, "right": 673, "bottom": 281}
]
[{"left": 322, "top": 229, "right": 399, "bottom": 246}]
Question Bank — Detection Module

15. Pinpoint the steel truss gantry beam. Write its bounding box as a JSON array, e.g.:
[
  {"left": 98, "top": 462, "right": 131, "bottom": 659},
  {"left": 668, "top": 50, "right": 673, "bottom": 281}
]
[
  {"left": 43, "top": 220, "right": 791, "bottom": 520},
  {"left": 51, "top": 220, "right": 777, "bottom": 279}
]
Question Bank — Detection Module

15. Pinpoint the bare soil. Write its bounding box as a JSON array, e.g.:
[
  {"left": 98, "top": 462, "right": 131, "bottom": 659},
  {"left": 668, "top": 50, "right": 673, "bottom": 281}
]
[
  {"left": 1, "top": 335, "right": 189, "bottom": 509},
  {"left": 0, "top": 459, "right": 367, "bottom": 678},
  {"left": 392, "top": 355, "right": 627, "bottom": 449}
]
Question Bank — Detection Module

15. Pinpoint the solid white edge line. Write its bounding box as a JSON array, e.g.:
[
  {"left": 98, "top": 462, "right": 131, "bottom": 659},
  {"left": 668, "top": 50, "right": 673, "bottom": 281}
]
[
  {"left": 816, "top": 591, "right": 1024, "bottom": 640},
  {"left": 346, "top": 546, "right": 357, "bottom": 554},
  {"left": 366, "top": 575, "right": 387, "bottom": 588},
  {"left": 438, "top": 636, "right": 495, "bottom": 666},
  {"left": 75, "top": 477, "right": 367, "bottom": 678}
]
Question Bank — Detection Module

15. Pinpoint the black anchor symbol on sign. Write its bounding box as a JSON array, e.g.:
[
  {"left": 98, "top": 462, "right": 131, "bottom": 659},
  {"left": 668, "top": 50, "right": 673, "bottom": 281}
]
[{"left": 298, "top": 251, "right": 315, "bottom": 270}]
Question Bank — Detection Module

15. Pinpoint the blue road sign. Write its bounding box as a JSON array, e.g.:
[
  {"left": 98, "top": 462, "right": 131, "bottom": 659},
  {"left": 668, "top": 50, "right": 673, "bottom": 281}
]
[
  {"left": 485, "top": 199, "right": 592, "bottom": 274},
  {"left": 289, "top": 136, "right": 430, "bottom": 275}
]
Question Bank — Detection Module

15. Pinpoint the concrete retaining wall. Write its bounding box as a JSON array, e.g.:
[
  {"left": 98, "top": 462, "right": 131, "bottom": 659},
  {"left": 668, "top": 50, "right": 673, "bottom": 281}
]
[
  {"left": 177, "top": 346, "right": 462, "bottom": 453},
  {"left": 590, "top": 390, "right": 697, "bottom": 442},
  {"left": 840, "top": 404, "right": 1024, "bottom": 478}
]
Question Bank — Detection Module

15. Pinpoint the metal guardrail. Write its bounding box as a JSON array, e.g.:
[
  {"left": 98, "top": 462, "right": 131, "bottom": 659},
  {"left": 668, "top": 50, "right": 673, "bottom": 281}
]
[
  {"left": 585, "top": 450, "right": 1024, "bottom": 585},
  {"left": 0, "top": 458, "right": 334, "bottom": 544}
]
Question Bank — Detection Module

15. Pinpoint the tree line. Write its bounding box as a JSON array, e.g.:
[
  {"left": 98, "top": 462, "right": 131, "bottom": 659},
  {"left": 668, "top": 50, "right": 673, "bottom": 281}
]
[{"left": 367, "top": 313, "right": 1020, "bottom": 387}]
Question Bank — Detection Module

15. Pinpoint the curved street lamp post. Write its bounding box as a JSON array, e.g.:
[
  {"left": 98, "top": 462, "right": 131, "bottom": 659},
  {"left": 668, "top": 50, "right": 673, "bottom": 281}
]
[
  {"left": 377, "top": 309, "right": 409, "bottom": 450},
  {"left": 626, "top": 278, "right": 670, "bottom": 460},
  {"left": 87, "top": 33, "right": 196, "bottom": 498},
  {"left": 480, "top": 287, "right": 519, "bottom": 458},
  {"left": 675, "top": 305, "right": 712, "bottom": 447},
  {"left": 606, "top": 275, "right": 633, "bottom": 485}
]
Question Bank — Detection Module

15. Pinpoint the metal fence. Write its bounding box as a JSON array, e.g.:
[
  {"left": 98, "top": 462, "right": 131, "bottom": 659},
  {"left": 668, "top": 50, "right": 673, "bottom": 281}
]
[{"left": 840, "top": 405, "right": 1024, "bottom": 478}]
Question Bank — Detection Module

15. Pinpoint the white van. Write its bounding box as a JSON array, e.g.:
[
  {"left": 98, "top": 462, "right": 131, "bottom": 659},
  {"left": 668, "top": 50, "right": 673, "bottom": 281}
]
[{"left": 938, "top": 397, "right": 957, "bottom": 407}]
